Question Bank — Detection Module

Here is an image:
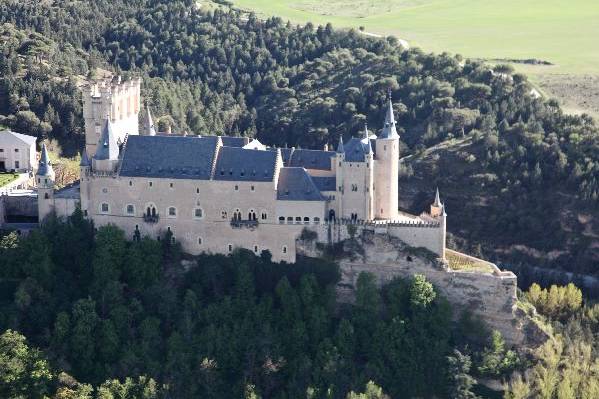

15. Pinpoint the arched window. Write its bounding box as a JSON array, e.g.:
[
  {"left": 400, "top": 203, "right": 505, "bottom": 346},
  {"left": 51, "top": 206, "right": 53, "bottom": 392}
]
[
  {"left": 253, "top": 245, "right": 258, "bottom": 253},
  {"left": 314, "top": 217, "right": 320, "bottom": 224},
  {"left": 168, "top": 207, "right": 177, "bottom": 218},
  {"left": 282, "top": 246, "right": 287, "bottom": 254},
  {"left": 303, "top": 217, "right": 310, "bottom": 224},
  {"left": 100, "top": 203, "right": 109, "bottom": 213},
  {"left": 198, "top": 237, "right": 203, "bottom": 245},
  {"left": 279, "top": 216, "right": 285, "bottom": 224},
  {"left": 287, "top": 217, "right": 293, "bottom": 224},
  {"left": 221, "top": 210, "right": 228, "bottom": 219},
  {"left": 261, "top": 212, "right": 267, "bottom": 220},
  {"left": 228, "top": 244, "right": 233, "bottom": 252},
  {"left": 248, "top": 209, "right": 257, "bottom": 221},
  {"left": 194, "top": 208, "right": 203, "bottom": 219},
  {"left": 295, "top": 216, "right": 302, "bottom": 224}
]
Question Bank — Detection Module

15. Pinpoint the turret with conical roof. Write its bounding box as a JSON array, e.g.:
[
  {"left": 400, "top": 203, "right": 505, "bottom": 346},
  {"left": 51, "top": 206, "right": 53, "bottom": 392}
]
[
  {"left": 79, "top": 149, "right": 90, "bottom": 167},
  {"left": 374, "top": 89, "right": 400, "bottom": 220},
  {"left": 36, "top": 142, "right": 55, "bottom": 222},
  {"left": 36, "top": 143, "right": 55, "bottom": 179},
  {"left": 336, "top": 135, "right": 344, "bottom": 153},
  {"left": 430, "top": 187, "right": 444, "bottom": 218},
  {"left": 141, "top": 105, "right": 157, "bottom": 136},
  {"left": 380, "top": 90, "right": 399, "bottom": 139}
]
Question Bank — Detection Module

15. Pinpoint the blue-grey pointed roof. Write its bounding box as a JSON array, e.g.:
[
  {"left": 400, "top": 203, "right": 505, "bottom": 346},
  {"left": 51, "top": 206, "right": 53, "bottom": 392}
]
[
  {"left": 434, "top": 188, "right": 442, "bottom": 207},
  {"left": 279, "top": 147, "right": 294, "bottom": 164},
  {"left": 79, "top": 149, "right": 90, "bottom": 167},
  {"left": 37, "top": 143, "right": 54, "bottom": 176},
  {"left": 120, "top": 135, "right": 219, "bottom": 180},
  {"left": 220, "top": 136, "right": 250, "bottom": 147},
  {"left": 142, "top": 106, "right": 157, "bottom": 136},
  {"left": 214, "top": 146, "right": 277, "bottom": 182},
  {"left": 343, "top": 138, "right": 370, "bottom": 162},
  {"left": 288, "top": 149, "right": 335, "bottom": 170},
  {"left": 94, "top": 120, "right": 119, "bottom": 160},
  {"left": 336, "top": 136, "right": 344, "bottom": 153},
  {"left": 277, "top": 168, "right": 325, "bottom": 201},
  {"left": 312, "top": 176, "right": 336, "bottom": 192},
  {"left": 380, "top": 97, "right": 399, "bottom": 139}
]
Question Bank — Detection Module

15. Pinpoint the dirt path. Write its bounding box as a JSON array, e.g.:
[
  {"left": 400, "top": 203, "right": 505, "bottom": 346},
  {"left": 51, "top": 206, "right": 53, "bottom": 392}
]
[{"left": 359, "top": 30, "right": 410, "bottom": 49}]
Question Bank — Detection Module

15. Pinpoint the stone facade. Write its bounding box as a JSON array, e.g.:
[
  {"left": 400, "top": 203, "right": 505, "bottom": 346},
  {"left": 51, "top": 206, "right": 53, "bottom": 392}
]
[{"left": 0, "top": 130, "right": 37, "bottom": 174}]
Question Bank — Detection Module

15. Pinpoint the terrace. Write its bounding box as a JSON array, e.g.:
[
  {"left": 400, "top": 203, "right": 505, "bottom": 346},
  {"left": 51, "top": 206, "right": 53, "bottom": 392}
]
[{"left": 445, "top": 249, "right": 497, "bottom": 274}]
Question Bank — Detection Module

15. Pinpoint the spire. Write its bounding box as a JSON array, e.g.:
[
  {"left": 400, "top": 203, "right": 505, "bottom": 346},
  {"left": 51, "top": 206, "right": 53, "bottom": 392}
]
[
  {"left": 364, "top": 123, "right": 369, "bottom": 140},
  {"left": 79, "top": 149, "right": 90, "bottom": 167},
  {"left": 336, "top": 135, "right": 344, "bottom": 153},
  {"left": 434, "top": 187, "right": 442, "bottom": 207},
  {"left": 365, "top": 135, "right": 373, "bottom": 155},
  {"left": 37, "top": 142, "right": 54, "bottom": 176},
  {"left": 94, "top": 120, "right": 119, "bottom": 160},
  {"left": 142, "top": 105, "right": 156, "bottom": 136},
  {"left": 380, "top": 89, "right": 399, "bottom": 139}
]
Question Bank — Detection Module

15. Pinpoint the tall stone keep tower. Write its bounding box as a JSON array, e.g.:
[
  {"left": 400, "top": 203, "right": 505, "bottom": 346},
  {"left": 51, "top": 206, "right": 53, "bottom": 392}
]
[
  {"left": 374, "top": 93, "right": 400, "bottom": 220},
  {"left": 36, "top": 143, "right": 55, "bottom": 222},
  {"left": 83, "top": 76, "right": 141, "bottom": 157}
]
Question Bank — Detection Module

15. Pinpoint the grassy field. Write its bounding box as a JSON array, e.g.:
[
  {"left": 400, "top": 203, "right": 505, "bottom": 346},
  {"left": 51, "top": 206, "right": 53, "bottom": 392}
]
[
  {"left": 0, "top": 173, "right": 19, "bottom": 188},
  {"left": 222, "top": 0, "right": 599, "bottom": 117}
]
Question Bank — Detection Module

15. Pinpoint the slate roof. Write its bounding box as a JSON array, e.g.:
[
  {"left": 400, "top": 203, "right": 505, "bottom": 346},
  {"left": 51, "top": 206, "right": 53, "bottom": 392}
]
[
  {"left": 120, "top": 135, "right": 219, "bottom": 180},
  {"left": 312, "top": 176, "right": 336, "bottom": 192},
  {"left": 220, "top": 136, "right": 249, "bottom": 147},
  {"left": 343, "top": 138, "right": 370, "bottom": 162},
  {"left": 0, "top": 130, "right": 37, "bottom": 146},
  {"left": 288, "top": 149, "right": 335, "bottom": 170},
  {"left": 37, "top": 143, "right": 54, "bottom": 176},
  {"left": 277, "top": 168, "right": 324, "bottom": 201},
  {"left": 214, "top": 146, "right": 277, "bottom": 182},
  {"left": 55, "top": 181, "right": 80, "bottom": 199},
  {"left": 95, "top": 121, "right": 120, "bottom": 160}
]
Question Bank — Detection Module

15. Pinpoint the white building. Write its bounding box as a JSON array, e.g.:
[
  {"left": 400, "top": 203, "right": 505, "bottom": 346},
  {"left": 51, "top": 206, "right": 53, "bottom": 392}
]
[{"left": 0, "top": 130, "right": 37, "bottom": 173}]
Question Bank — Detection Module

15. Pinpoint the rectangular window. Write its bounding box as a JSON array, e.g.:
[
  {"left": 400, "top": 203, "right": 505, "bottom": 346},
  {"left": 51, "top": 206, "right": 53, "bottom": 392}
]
[
  {"left": 0, "top": 149, "right": 4, "bottom": 152},
  {"left": 101, "top": 203, "right": 109, "bottom": 213},
  {"left": 126, "top": 204, "right": 134, "bottom": 215},
  {"left": 194, "top": 208, "right": 203, "bottom": 218},
  {"left": 14, "top": 149, "right": 19, "bottom": 153},
  {"left": 14, "top": 161, "right": 19, "bottom": 169}
]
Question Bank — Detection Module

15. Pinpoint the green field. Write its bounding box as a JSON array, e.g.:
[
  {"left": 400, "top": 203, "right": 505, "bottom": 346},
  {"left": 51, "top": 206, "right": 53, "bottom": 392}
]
[
  {"left": 224, "top": 0, "right": 599, "bottom": 116},
  {"left": 226, "top": 0, "right": 598, "bottom": 74}
]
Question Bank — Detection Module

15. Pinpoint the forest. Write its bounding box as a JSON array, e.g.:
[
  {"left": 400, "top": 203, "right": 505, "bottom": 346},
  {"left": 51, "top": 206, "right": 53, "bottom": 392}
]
[
  {"left": 0, "top": 211, "right": 513, "bottom": 398},
  {"left": 0, "top": 0, "right": 599, "bottom": 397},
  {"left": 0, "top": 0, "right": 597, "bottom": 275}
]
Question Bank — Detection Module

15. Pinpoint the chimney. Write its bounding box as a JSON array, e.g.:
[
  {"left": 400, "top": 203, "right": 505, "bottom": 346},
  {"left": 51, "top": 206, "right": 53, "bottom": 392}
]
[{"left": 323, "top": 143, "right": 329, "bottom": 151}]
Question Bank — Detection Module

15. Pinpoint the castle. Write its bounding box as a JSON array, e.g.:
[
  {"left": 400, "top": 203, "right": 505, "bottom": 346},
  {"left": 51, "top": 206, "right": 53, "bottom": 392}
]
[
  {"left": 36, "top": 76, "right": 447, "bottom": 263},
  {"left": 33, "top": 77, "right": 540, "bottom": 345}
]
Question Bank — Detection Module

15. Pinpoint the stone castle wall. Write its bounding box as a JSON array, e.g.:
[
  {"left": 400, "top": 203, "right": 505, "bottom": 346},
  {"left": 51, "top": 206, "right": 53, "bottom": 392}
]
[{"left": 298, "top": 230, "right": 542, "bottom": 346}]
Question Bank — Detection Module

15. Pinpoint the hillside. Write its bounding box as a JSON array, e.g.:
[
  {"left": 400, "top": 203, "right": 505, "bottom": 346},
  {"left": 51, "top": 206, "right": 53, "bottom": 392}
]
[{"left": 0, "top": 0, "right": 597, "bottom": 278}]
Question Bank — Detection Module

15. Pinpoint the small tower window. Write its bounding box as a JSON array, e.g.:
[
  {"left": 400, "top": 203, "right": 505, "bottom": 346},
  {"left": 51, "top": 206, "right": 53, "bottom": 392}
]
[
  {"left": 253, "top": 245, "right": 258, "bottom": 253},
  {"left": 221, "top": 210, "right": 228, "bottom": 219},
  {"left": 198, "top": 237, "right": 203, "bottom": 245},
  {"left": 279, "top": 216, "right": 285, "bottom": 224},
  {"left": 100, "top": 203, "right": 109, "bottom": 213},
  {"left": 251, "top": 185, "right": 255, "bottom": 191},
  {"left": 196, "top": 188, "right": 200, "bottom": 194},
  {"left": 261, "top": 212, "right": 267, "bottom": 220},
  {"left": 129, "top": 181, "right": 133, "bottom": 186},
  {"left": 314, "top": 217, "right": 320, "bottom": 224},
  {"left": 169, "top": 183, "right": 174, "bottom": 188},
  {"left": 126, "top": 204, "right": 135, "bottom": 215},
  {"left": 235, "top": 185, "right": 239, "bottom": 191},
  {"left": 44, "top": 193, "right": 49, "bottom": 199},
  {"left": 194, "top": 208, "right": 203, "bottom": 219},
  {"left": 149, "top": 181, "right": 153, "bottom": 187},
  {"left": 304, "top": 217, "right": 310, "bottom": 224},
  {"left": 168, "top": 207, "right": 177, "bottom": 217},
  {"left": 228, "top": 244, "right": 233, "bottom": 252},
  {"left": 282, "top": 246, "right": 287, "bottom": 254}
]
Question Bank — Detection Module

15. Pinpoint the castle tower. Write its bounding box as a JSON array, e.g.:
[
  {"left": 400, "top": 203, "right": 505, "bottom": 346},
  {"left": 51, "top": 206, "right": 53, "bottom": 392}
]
[
  {"left": 79, "top": 149, "right": 91, "bottom": 217},
  {"left": 363, "top": 124, "right": 375, "bottom": 220},
  {"left": 334, "top": 135, "right": 344, "bottom": 221},
  {"left": 429, "top": 188, "right": 447, "bottom": 259},
  {"left": 83, "top": 76, "right": 141, "bottom": 157},
  {"left": 36, "top": 143, "right": 55, "bottom": 222},
  {"left": 374, "top": 92, "right": 400, "bottom": 220}
]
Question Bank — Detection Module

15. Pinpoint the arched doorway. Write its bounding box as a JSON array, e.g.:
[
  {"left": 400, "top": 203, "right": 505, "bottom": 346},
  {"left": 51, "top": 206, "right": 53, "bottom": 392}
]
[{"left": 328, "top": 209, "right": 336, "bottom": 222}]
